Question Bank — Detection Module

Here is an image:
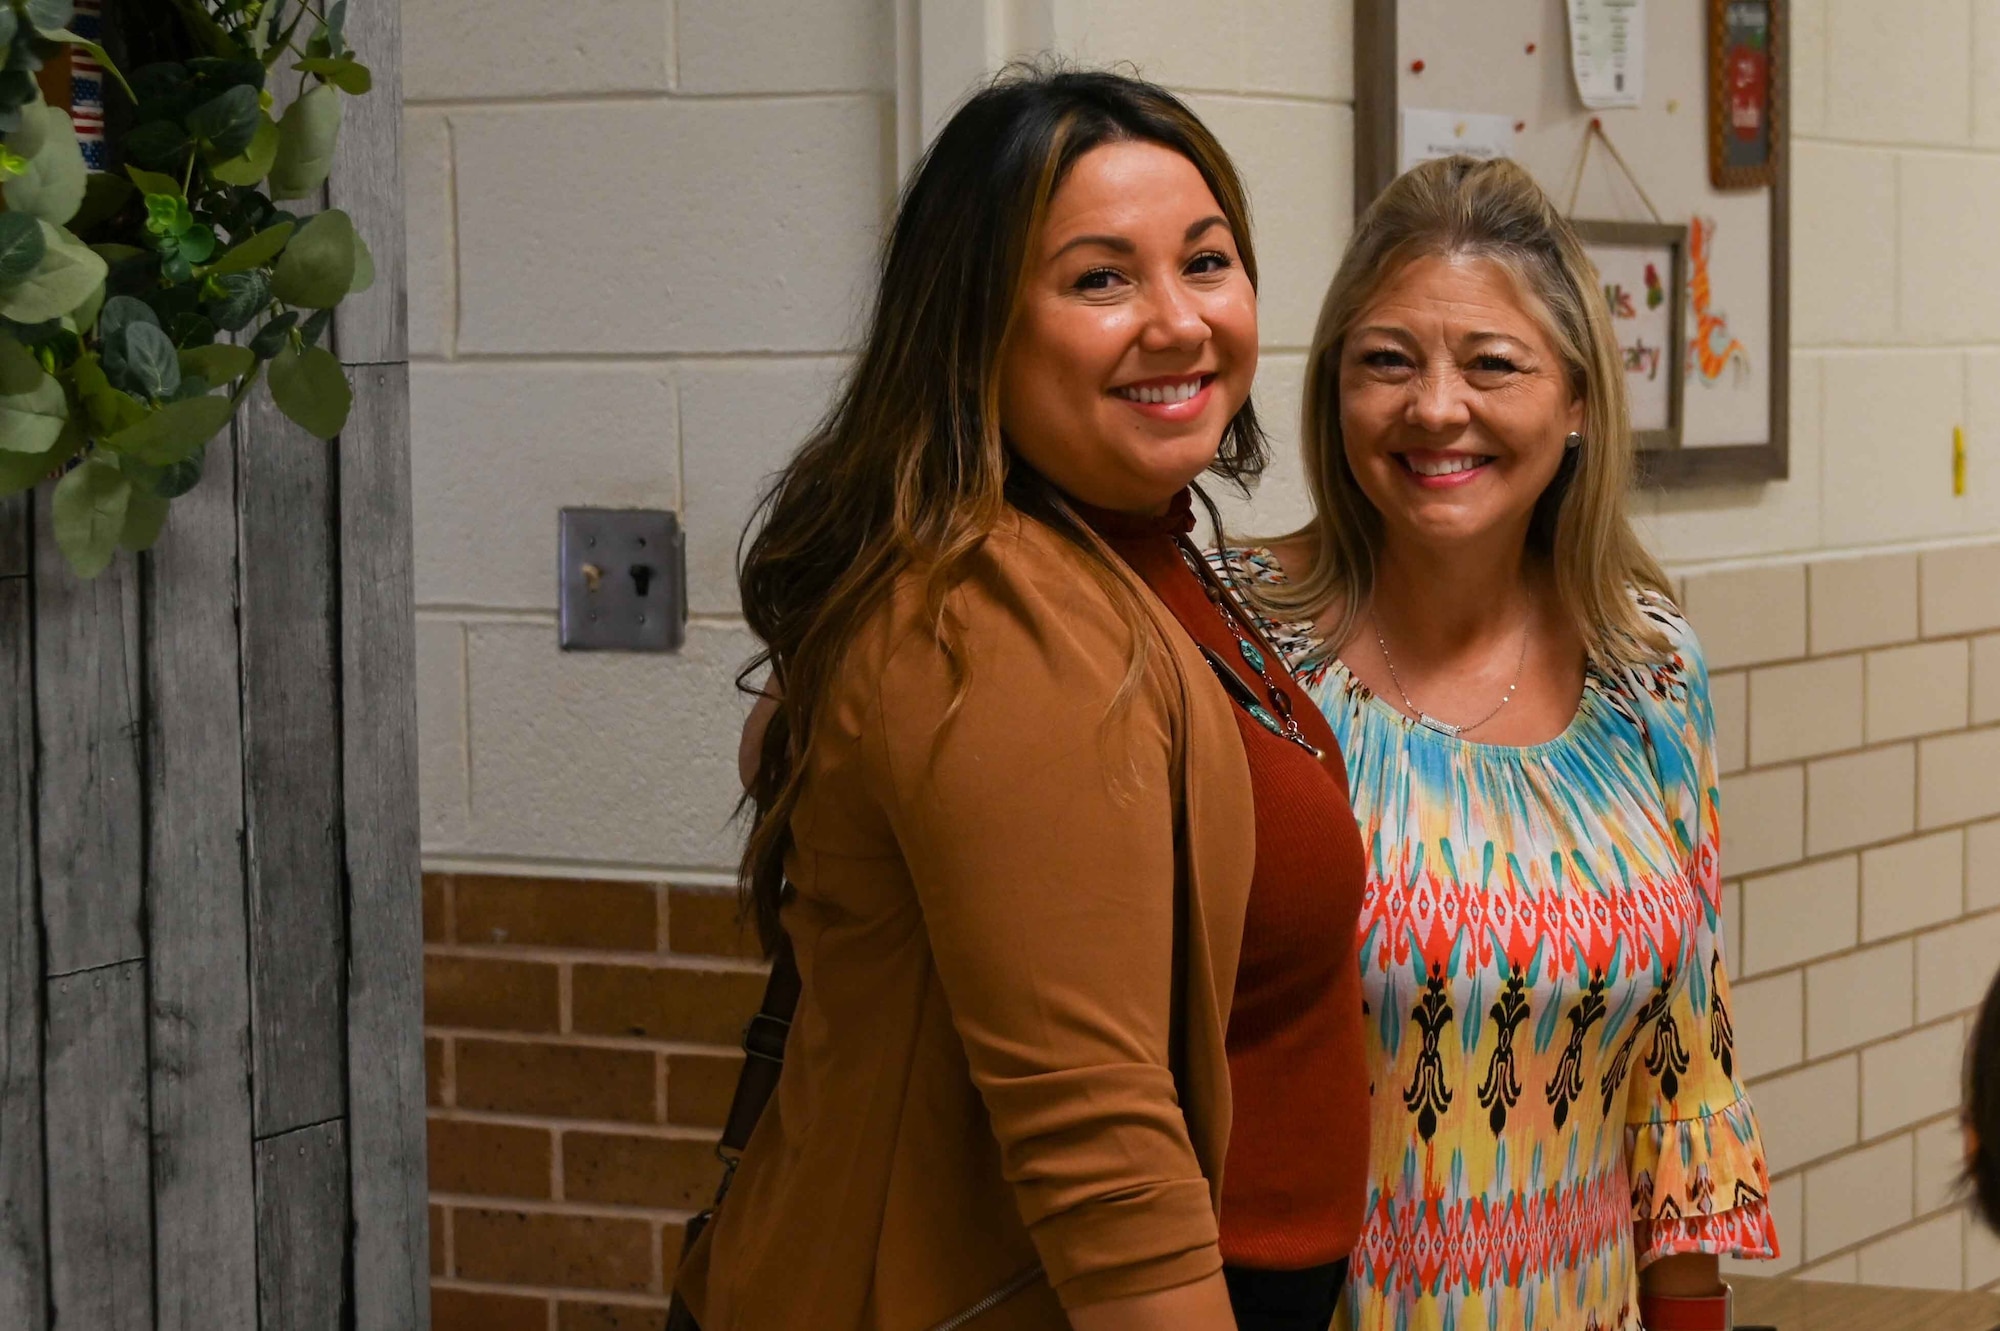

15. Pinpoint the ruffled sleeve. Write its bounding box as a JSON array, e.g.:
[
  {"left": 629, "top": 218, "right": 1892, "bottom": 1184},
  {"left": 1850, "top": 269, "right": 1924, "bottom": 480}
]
[{"left": 1622, "top": 596, "right": 1782, "bottom": 1268}]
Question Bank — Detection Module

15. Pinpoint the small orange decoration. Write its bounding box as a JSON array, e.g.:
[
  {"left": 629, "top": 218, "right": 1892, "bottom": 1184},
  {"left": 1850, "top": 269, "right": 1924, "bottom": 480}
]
[
  {"left": 1515, "top": 120, "right": 1526, "bottom": 132},
  {"left": 1411, "top": 58, "right": 1426, "bottom": 73},
  {"left": 1526, "top": 42, "right": 1537, "bottom": 54}
]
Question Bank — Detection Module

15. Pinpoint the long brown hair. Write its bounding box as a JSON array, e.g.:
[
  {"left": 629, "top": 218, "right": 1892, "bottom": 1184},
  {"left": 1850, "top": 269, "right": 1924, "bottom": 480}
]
[
  {"left": 736, "top": 65, "right": 1265, "bottom": 952},
  {"left": 1248, "top": 154, "right": 1669, "bottom": 669}
]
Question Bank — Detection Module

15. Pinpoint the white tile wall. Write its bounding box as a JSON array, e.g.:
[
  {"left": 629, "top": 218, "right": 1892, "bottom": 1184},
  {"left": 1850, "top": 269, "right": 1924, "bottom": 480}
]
[
  {"left": 1856, "top": 1211, "right": 1966, "bottom": 1292},
  {"left": 1805, "top": 940, "right": 1916, "bottom": 1057},
  {"left": 1860, "top": 830, "right": 1967, "bottom": 942},
  {"left": 1824, "top": 0, "right": 1972, "bottom": 146},
  {"left": 1790, "top": 146, "right": 1897, "bottom": 348},
  {"left": 1755, "top": 1055, "right": 1860, "bottom": 1173},
  {"left": 403, "top": 0, "right": 674, "bottom": 99},
  {"left": 410, "top": 364, "right": 679, "bottom": 610},
  {"left": 1860, "top": 1020, "right": 1967, "bottom": 1136},
  {"left": 676, "top": 0, "right": 894, "bottom": 93},
  {"left": 1804, "top": 1135, "right": 1916, "bottom": 1261}
]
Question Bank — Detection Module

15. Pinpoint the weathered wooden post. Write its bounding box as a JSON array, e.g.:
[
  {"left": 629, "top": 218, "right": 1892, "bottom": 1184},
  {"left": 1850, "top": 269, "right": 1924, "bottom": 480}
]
[{"left": 0, "top": 2, "right": 428, "bottom": 1326}]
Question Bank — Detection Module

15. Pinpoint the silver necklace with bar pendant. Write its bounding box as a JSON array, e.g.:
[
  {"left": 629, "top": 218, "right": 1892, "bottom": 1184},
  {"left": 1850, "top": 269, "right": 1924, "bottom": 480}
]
[{"left": 1374, "top": 616, "right": 1530, "bottom": 739}]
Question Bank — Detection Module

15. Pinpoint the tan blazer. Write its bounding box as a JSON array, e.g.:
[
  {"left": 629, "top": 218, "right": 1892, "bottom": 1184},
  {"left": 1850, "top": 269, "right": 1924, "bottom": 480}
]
[{"left": 677, "top": 510, "right": 1255, "bottom": 1330}]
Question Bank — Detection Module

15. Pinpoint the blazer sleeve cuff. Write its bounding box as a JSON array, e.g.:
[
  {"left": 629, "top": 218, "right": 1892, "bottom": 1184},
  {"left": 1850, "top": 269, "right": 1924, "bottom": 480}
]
[{"left": 1034, "top": 1177, "right": 1223, "bottom": 1309}]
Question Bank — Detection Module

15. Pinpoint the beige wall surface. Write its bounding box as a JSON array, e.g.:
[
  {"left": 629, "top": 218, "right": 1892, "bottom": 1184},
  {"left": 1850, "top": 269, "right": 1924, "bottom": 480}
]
[{"left": 403, "top": 0, "right": 2000, "bottom": 1296}]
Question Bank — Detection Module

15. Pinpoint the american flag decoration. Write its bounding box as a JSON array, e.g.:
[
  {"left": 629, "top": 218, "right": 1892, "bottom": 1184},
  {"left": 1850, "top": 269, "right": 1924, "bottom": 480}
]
[{"left": 68, "top": 0, "right": 106, "bottom": 170}]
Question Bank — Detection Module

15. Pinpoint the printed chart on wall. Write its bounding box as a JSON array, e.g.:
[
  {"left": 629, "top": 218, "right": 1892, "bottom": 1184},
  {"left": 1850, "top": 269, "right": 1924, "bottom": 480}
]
[{"left": 1386, "top": 0, "right": 1781, "bottom": 478}]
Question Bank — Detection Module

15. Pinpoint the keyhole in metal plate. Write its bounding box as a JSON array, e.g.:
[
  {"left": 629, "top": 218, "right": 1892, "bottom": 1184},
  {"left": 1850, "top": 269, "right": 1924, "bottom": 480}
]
[{"left": 630, "top": 564, "right": 654, "bottom": 598}]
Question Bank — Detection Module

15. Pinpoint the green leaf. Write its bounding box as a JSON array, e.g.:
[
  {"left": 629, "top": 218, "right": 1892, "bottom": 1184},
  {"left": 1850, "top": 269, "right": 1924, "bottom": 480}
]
[
  {"left": 177, "top": 223, "right": 216, "bottom": 265},
  {"left": 210, "top": 113, "right": 279, "bottom": 187},
  {"left": 179, "top": 342, "right": 253, "bottom": 383},
  {"left": 188, "top": 82, "right": 260, "bottom": 158},
  {"left": 293, "top": 55, "right": 371, "bottom": 94},
  {"left": 99, "top": 294, "right": 160, "bottom": 340},
  {"left": 145, "top": 192, "right": 194, "bottom": 238},
  {"left": 103, "top": 393, "right": 234, "bottom": 465},
  {"left": 124, "top": 164, "right": 182, "bottom": 201},
  {"left": 73, "top": 351, "right": 147, "bottom": 435},
  {"left": 23, "top": 0, "right": 75, "bottom": 34},
  {"left": 299, "top": 307, "right": 331, "bottom": 348},
  {"left": 67, "top": 172, "right": 133, "bottom": 235},
  {"left": 268, "top": 343, "right": 348, "bottom": 439},
  {"left": 186, "top": 57, "right": 264, "bottom": 91},
  {"left": 5, "top": 90, "right": 47, "bottom": 161},
  {"left": 165, "top": 372, "right": 210, "bottom": 404},
  {"left": 0, "top": 420, "right": 77, "bottom": 496},
  {"left": 3, "top": 104, "right": 86, "bottom": 225},
  {"left": 124, "top": 445, "right": 206, "bottom": 499},
  {"left": 119, "top": 485, "right": 168, "bottom": 551},
  {"left": 247, "top": 308, "right": 296, "bottom": 358},
  {"left": 0, "top": 212, "right": 44, "bottom": 281},
  {"left": 71, "top": 278, "right": 103, "bottom": 339},
  {"left": 0, "top": 335, "right": 41, "bottom": 394},
  {"left": 122, "top": 120, "right": 190, "bottom": 169},
  {"left": 0, "top": 369, "right": 66, "bottom": 452},
  {"left": 267, "top": 83, "right": 340, "bottom": 201},
  {"left": 206, "top": 270, "right": 269, "bottom": 331},
  {"left": 0, "top": 222, "right": 106, "bottom": 323},
  {"left": 123, "top": 322, "right": 181, "bottom": 400},
  {"left": 209, "top": 219, "right": 293, "bottom": 276},
  {"left": 270, "top": 208, "right": 355, "bottom": 309},
  {"left": 349, "top": 230, "right": 373, "bottom": 293},
  {"left": 52, "top": 454, "right": 128, "bottom": 578},
  {"left": 0, "top": 10, "right": 18, "bottom": 54}
]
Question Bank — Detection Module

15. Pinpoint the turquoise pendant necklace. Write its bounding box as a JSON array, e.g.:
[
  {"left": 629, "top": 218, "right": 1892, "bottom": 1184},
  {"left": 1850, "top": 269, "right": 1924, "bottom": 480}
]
[{"left": 1175, "top": 538, "right": 1323, "bottom": 760}]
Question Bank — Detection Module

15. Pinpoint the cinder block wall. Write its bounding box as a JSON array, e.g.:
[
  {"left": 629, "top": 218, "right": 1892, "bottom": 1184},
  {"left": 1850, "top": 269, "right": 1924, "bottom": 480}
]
[
  {"left": 404, "top": 0, "right": 2000, "bottom": 1321},
  {"left": 1686, "top": 547, "right": 2000, "bottom": 1289}
]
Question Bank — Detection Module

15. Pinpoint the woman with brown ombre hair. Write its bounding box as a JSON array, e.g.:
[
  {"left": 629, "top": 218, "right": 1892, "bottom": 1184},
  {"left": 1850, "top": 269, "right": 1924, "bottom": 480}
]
[{"left": 675, "top": 67, "right": 1371, "bottom": 1331}]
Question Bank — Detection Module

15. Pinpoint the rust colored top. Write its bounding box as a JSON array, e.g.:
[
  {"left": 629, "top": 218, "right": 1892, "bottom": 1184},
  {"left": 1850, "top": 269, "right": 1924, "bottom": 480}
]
[{"left": 1083, "top": 489, "right": 1369, "bottom": 1270}]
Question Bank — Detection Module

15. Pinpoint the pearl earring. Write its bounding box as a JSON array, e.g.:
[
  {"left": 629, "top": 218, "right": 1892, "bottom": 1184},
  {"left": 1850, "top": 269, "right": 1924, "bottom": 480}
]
[{"left": 1564, "top": 431, "right": 1584, "bottom": 450}]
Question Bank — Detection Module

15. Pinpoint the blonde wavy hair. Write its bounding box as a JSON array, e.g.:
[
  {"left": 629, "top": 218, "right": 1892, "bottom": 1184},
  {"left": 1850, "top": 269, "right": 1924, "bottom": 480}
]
[{"left": 1247, "top": 154, "right": 1670, "bottom": 670}]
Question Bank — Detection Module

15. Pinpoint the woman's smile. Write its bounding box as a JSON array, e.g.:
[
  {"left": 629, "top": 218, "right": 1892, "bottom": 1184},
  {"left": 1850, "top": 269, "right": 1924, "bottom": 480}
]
[
  {"left": 1395, "top": 448, "right": 1496, "bottom": 487},
  {"left": 1110, "top": 371, "right": 1217, "bottom": 420}
]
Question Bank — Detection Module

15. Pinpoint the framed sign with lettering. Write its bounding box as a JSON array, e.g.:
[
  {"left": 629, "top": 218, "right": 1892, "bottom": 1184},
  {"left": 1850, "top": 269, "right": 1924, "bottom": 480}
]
[
  {"left": 1573, "top": 220, "right": 1687, "bottom": 451},
  {"left": 1709, "top": 0, "right": 1780, "bottom": 189}
]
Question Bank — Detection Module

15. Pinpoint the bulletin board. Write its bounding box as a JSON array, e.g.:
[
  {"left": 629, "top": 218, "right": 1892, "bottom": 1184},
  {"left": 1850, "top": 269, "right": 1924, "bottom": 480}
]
[{"left": 1353, "top": 0, "right": 1789, "bottom": 488}]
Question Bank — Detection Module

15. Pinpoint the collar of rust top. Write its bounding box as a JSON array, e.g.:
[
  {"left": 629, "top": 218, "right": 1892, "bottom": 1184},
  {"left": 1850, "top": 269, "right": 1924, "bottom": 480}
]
[{"left": 1070, "top": 486, "right": 1197, "bottom": 541}]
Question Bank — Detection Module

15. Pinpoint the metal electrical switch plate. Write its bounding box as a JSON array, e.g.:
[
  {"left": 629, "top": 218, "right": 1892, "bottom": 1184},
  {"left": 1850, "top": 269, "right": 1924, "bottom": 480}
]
[{"left": 559, "top": 508, "right": 686, "bottom": 652}]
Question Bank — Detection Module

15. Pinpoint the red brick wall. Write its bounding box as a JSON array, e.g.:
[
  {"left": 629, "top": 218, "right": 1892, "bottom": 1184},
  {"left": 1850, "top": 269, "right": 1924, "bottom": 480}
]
[{"left": 424, "top": 872, "right": 769, "bottom": 1330}]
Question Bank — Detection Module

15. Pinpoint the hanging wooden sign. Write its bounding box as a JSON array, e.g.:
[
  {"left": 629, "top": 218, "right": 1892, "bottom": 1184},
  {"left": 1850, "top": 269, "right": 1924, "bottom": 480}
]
[{"left": 1708, "top": 0, "right": 1781, "bottom": 189}]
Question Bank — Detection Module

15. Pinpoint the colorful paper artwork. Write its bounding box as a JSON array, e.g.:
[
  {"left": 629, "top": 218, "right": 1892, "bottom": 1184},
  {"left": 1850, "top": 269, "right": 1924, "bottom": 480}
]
[{"left": 1686, "top": 214, "right": 1749, "bottom": 387}]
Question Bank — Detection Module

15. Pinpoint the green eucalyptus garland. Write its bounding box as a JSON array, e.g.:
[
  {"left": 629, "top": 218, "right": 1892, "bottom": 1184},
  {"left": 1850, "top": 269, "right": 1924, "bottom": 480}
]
[{"left": 0, "top": 0, "right": 373, "bottom": 576}]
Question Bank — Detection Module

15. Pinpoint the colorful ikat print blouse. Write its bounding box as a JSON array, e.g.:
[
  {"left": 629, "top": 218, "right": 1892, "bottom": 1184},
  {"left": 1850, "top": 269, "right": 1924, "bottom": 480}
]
[{"left": 1214, "top": 549, "right": 1780, "bottom": 1331}]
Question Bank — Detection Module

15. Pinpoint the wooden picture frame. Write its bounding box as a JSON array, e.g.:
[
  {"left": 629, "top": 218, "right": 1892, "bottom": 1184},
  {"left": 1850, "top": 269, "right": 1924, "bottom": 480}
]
[
  {"left": 1572, "top": 220, "right": 1687, "bottom": 453},
  {"left": 1353, "top": 0, "right": 1790, "bottom": 489},
  {"left": 1709, "top": 0, "right": 1782, "bottom": 190}
]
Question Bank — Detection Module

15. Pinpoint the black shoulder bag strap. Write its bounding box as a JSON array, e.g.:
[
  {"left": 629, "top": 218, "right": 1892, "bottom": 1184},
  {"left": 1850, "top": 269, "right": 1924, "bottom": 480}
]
[{"left": 664, "top": 930, "right": 801, "bottom": 1331}]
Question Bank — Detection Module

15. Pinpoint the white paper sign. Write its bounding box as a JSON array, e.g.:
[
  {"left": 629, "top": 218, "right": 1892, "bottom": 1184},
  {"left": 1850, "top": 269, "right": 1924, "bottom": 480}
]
[
  {"left": 1399, "top": 109, "right": 1519, "bottom": 175},
  {"left": 1566, "top": 0, "right": 1645, "bottom": 109}
]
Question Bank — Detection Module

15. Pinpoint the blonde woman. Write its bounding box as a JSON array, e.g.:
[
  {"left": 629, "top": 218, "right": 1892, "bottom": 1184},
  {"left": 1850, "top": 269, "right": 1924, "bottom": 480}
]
[{"left": 1213, "top": 156, "right": 1778, "bottom": 1331}]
